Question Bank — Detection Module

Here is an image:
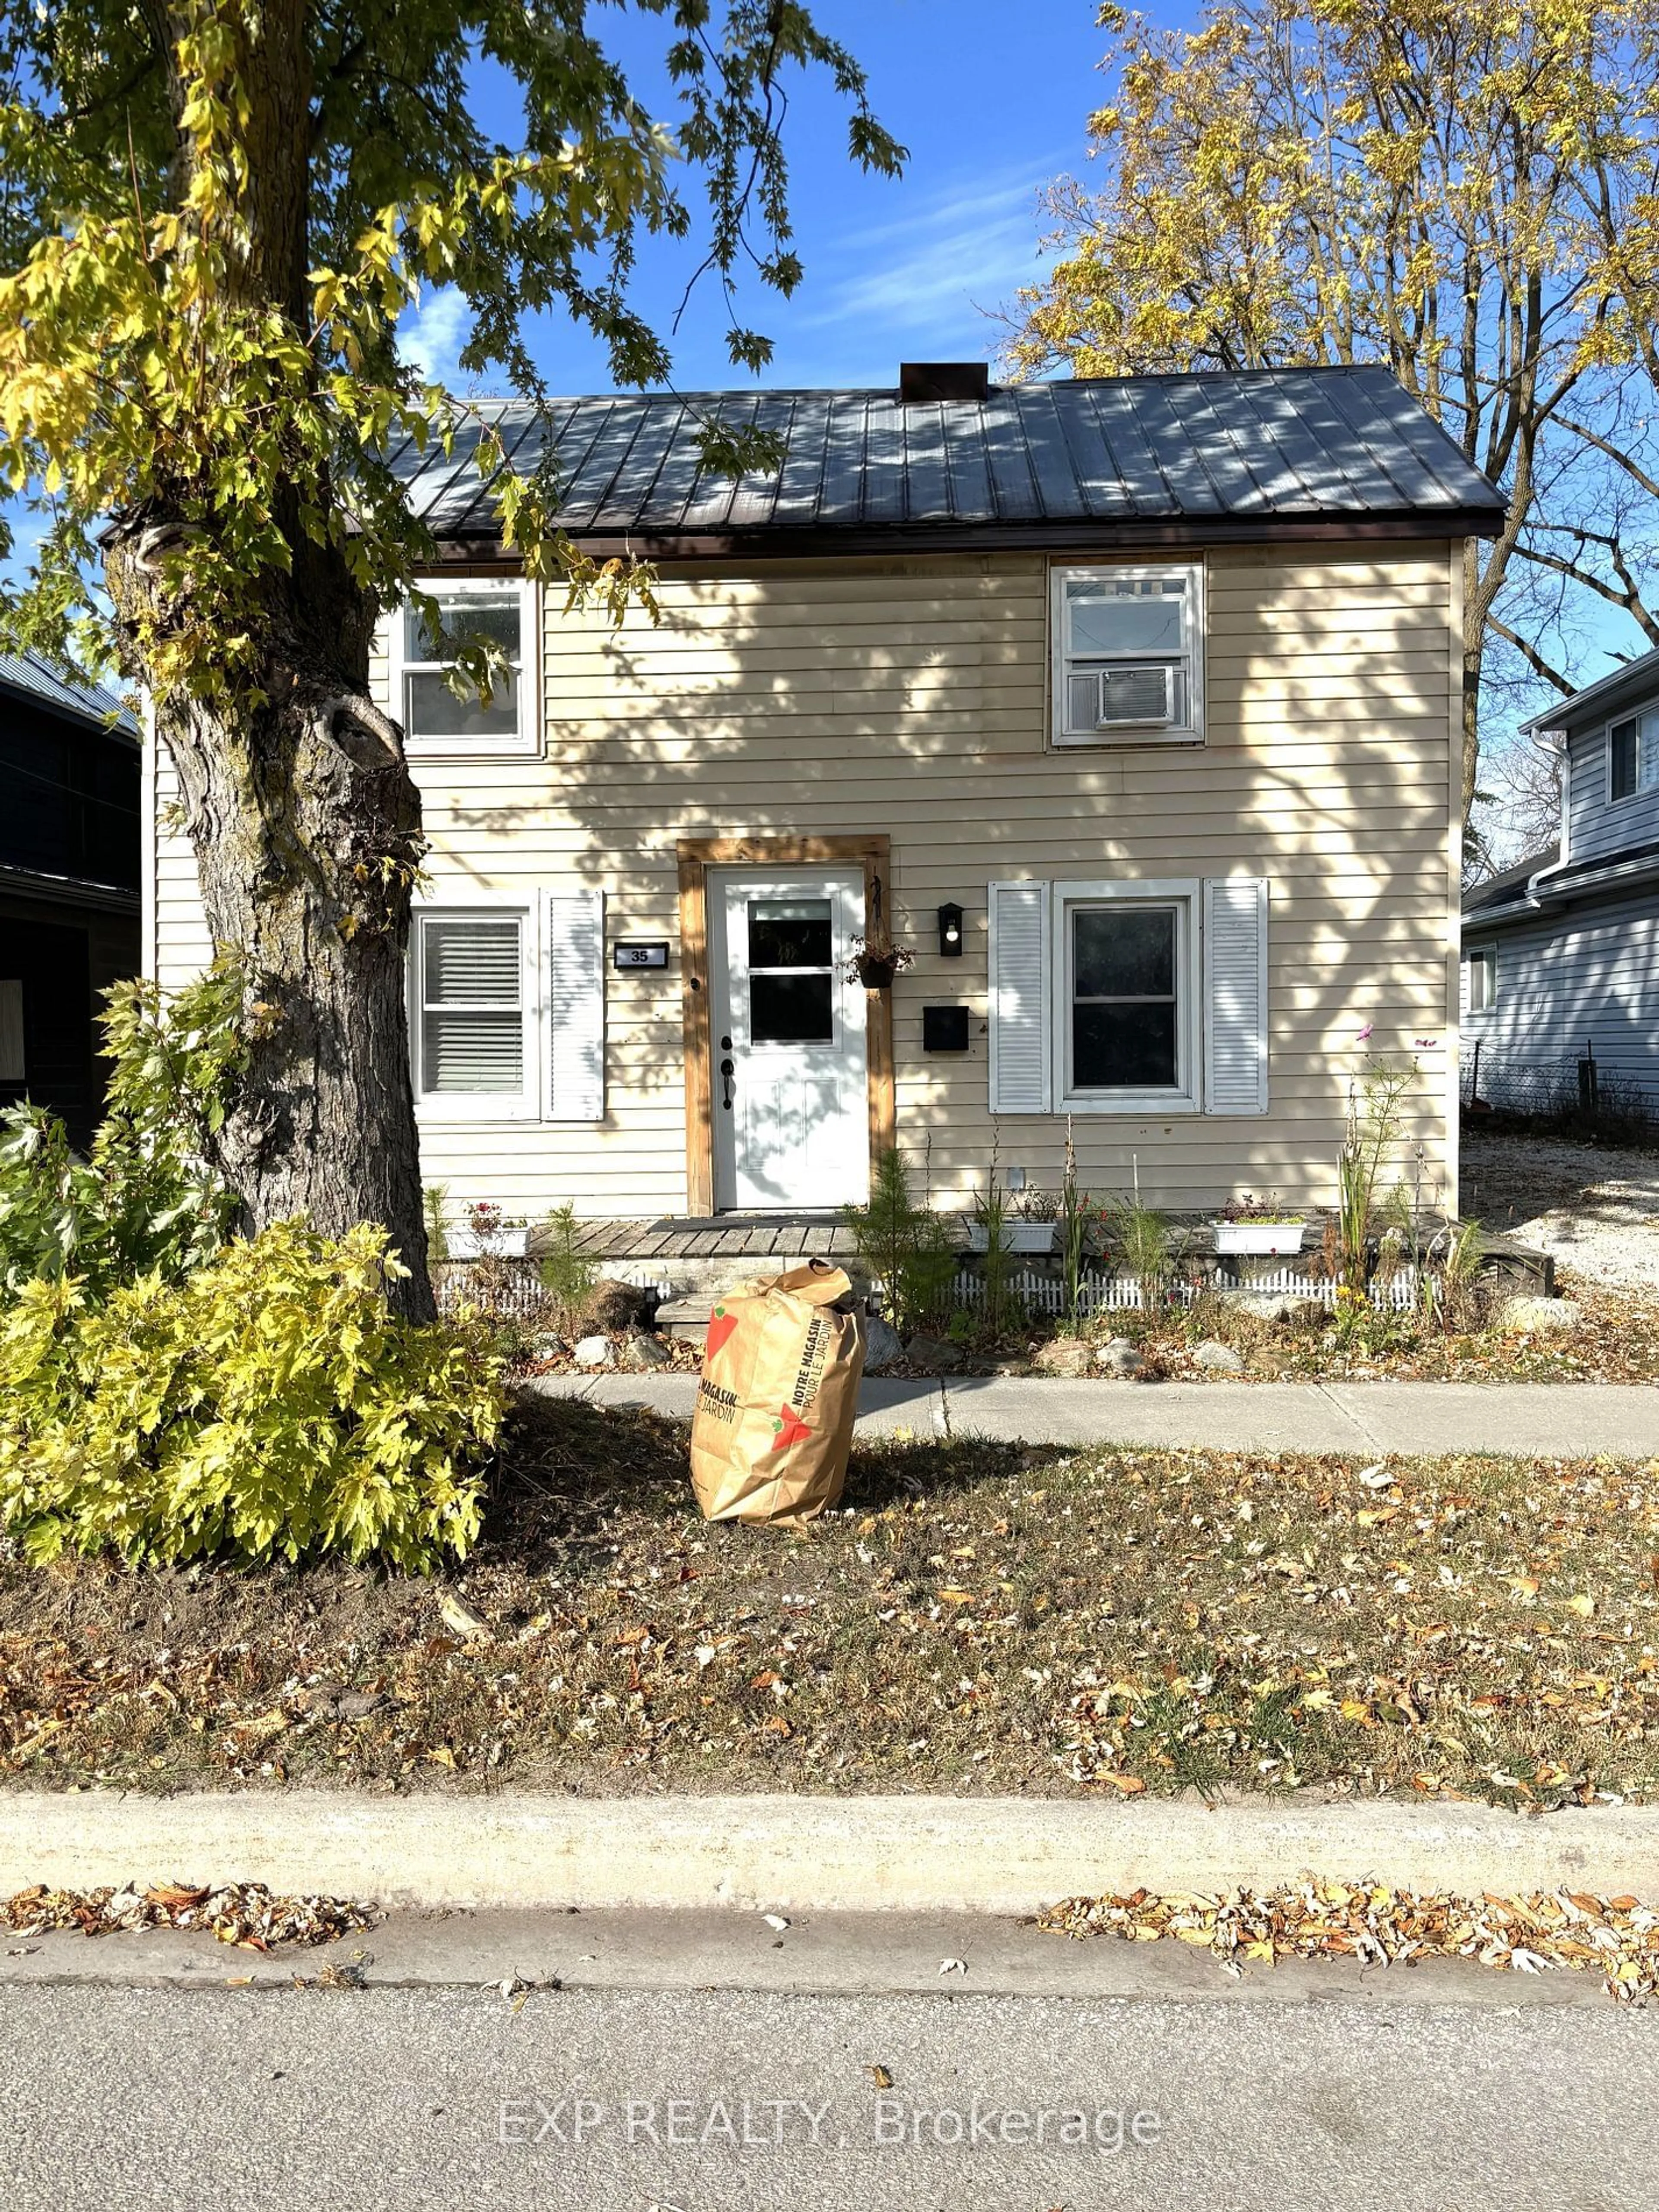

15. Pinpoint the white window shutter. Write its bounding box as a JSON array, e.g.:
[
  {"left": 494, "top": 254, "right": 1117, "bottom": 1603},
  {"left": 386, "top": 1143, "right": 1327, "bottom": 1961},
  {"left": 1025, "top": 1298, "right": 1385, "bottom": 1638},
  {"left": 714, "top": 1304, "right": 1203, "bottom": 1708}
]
[
  {"left": 1202, "top": 877, "right": 1269, "bottom": 1114},
  {"left": 988, "top": 880, "right": 1051, "bottom": 1112},
  {"left": 547, "top": 890, "right": 605, "bottom": 1121}
]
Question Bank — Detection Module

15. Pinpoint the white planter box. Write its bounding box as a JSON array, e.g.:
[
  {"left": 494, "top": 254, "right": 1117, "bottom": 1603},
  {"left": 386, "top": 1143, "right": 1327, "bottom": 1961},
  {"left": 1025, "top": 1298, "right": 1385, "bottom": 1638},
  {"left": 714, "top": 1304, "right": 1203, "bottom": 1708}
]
[
  {"left": 965, "top": 1220, "right": 1056, "bottom": 1255},
  {"left": 446, "top": 1223, "right": 530, "bottom": 1259},
  {"left": 1211, "top": 1220, "right": 1307, "bottom": 1257}
]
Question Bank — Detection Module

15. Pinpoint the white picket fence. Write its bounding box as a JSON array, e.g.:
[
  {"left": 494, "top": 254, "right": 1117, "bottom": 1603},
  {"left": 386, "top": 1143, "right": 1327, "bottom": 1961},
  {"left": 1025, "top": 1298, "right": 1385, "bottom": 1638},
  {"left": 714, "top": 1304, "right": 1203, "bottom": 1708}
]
[{"left": 948, "top": 1266, "right": 1427, "bottom": 1317}]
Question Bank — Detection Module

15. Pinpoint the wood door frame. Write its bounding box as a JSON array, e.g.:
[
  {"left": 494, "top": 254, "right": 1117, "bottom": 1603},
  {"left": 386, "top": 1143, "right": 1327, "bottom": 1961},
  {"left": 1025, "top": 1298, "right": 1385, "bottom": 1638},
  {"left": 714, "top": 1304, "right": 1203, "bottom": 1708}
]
[{"left": 677, "top": 834, "right": 895, "bottom": 1216}]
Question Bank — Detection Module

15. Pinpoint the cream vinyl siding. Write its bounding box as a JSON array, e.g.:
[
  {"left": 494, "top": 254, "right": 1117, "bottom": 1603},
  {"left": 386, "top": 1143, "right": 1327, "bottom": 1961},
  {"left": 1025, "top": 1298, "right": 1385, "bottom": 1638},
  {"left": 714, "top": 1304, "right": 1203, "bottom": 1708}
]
[{"left": 148, "top": 543, "right": 1461, "bottom": 1217}]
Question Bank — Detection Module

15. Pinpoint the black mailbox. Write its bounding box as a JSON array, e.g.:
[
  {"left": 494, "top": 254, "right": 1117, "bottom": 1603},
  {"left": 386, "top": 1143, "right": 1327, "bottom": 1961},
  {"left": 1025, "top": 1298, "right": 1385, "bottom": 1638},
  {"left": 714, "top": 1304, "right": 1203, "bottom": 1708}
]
[{"left": 922, "top": 1004, "right": 970, "bottom": 1053}]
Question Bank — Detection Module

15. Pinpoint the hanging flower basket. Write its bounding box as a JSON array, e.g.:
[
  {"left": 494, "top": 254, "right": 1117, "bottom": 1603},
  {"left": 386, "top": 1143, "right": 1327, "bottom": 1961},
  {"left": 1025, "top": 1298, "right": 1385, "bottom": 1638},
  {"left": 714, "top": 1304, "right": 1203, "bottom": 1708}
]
[{"left": 845, "top": 938, "right": 914, "bottom": 991}]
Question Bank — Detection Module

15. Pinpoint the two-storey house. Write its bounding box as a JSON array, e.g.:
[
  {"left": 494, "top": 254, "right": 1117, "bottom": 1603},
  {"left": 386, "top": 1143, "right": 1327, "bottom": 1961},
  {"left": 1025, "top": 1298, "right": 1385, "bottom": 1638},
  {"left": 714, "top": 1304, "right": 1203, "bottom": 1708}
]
[
  {"left": 1463, "top": 646, "right": 1659, "bottom": 1114},
  {"left": 146, "top": 365, "right": 1503, "bottom": 1251}
]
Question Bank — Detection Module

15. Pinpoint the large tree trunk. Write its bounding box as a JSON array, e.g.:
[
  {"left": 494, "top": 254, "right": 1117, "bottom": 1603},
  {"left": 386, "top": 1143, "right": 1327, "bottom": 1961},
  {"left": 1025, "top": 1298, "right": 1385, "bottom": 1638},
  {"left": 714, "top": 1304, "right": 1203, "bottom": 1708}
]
[
  {"left": 112, "top": 531, "right": 435, "bottom": 1321},
  {"left": 101, "top": 0, "right": 435, "bottom": 1320}
]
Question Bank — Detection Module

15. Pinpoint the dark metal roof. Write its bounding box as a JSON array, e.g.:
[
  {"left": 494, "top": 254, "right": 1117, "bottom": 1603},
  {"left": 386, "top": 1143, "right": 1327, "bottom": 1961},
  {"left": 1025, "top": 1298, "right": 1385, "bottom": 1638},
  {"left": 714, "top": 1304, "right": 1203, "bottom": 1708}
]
[
  {"left": 391, "top": 368, "right": 1505, "bottom": 553},
  {"left": 0, "top": 650, "right": 139, "bottom": 739},
  {"left": 1519, "top": 644, "right": 1659, "bottom": 739}
]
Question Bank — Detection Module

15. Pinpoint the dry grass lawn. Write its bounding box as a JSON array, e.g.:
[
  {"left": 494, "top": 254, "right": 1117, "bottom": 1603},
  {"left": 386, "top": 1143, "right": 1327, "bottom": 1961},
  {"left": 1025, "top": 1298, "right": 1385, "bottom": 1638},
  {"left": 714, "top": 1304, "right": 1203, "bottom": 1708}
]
[{"left": 3, "top": 1395, "right": 1659, "bottom": 1807}]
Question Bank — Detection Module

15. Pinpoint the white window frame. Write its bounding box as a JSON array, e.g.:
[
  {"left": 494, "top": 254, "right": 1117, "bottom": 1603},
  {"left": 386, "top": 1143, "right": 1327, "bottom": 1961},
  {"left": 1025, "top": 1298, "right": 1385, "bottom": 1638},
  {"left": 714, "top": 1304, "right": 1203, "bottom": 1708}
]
[
  {"left": 1049, "top": 561, "right": 1205, "bottom": 749},
  {"left": 410, "top": 896, "right": 541, "bottom": 1121},
  {"left": 1607, "top": 709, "right": 1659, "bottom": 805},
  {"left": 1052, "top": 878, "right": 1201, "bottom": 1114},
  {"left": 1466, "top": 944, "right": 1497, "bottom": 1016},
  {"left": 393, "top": 576, "right": 541, "bottom": 759}
]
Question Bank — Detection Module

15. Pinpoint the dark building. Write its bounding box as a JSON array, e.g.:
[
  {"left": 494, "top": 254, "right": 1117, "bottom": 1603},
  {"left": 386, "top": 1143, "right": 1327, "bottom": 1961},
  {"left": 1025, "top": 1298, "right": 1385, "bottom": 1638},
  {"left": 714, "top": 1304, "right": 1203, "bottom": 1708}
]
[{"left": 0, "top": 652, "right": 142, "bottom": 1150}]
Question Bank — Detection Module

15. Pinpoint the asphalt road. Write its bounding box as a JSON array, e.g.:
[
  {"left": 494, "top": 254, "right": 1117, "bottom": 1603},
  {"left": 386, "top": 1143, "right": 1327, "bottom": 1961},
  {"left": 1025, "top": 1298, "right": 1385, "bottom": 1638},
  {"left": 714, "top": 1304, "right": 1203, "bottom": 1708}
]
[{"left": 2, "top": 1976, "right": 1654, "bottom": 2212}]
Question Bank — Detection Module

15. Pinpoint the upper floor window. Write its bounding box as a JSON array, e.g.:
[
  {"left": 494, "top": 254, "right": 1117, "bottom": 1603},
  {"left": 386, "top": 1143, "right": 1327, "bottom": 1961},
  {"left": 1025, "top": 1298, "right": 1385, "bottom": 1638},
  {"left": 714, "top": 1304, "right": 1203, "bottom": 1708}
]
[
  {"left": 1051, "top": 562, "right": 1205, "bottom": 747},
  {"left": 1609, "top": 711, "right": 1659, "bottom": 802},
  {"left": 396, "top": 579, "right": 537, "bottom": 756}
]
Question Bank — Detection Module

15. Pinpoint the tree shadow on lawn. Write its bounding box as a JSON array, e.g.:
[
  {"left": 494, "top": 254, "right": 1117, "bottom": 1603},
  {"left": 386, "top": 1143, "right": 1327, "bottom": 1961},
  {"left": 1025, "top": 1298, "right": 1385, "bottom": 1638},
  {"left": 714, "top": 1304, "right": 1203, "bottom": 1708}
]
[
  {"left": 483, "top": 1393, "right": 1067, "bottom": 1584},
  {"left": 0, "top": 1398, "right": 1063, "bottom": 1654}
]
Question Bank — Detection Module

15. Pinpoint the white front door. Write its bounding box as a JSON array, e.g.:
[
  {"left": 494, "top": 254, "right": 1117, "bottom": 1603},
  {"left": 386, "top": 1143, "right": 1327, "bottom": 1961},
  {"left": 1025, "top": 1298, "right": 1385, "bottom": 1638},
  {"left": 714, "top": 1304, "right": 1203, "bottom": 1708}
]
[{"left": 708, "top": 868, "right": 869, "bottom": 1211}]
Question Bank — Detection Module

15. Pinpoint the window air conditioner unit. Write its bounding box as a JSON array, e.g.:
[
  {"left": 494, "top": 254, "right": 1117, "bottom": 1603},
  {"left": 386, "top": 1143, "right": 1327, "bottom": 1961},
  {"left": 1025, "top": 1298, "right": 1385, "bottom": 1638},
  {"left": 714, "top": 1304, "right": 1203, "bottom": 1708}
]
[{"left": 1093, "top": 659, "right": 1185, "bottom": 730}]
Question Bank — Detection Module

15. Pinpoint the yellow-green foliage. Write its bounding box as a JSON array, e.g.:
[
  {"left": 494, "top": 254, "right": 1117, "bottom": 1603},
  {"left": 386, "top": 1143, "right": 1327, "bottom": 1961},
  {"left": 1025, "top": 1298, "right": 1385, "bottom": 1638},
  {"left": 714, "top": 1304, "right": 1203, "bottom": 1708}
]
[{"left": 0, "top": 1221, "right": 501, "bottom": 1572}]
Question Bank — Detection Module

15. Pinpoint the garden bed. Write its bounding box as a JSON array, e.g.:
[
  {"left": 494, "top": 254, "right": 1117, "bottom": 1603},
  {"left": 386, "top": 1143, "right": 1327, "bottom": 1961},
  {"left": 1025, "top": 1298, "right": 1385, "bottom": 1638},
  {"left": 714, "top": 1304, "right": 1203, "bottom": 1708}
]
[
  {"left": 1047, "top": 1275, "right": 1659, "bottom": 1385},
  {"left": 4, "top": 1396, "right": 1659, "bottom": 1808}
]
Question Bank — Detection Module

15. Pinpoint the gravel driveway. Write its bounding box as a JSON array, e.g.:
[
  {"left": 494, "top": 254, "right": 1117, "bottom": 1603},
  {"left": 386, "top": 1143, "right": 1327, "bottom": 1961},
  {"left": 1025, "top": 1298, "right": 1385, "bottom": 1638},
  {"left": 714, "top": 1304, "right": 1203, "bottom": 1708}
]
[{"left": 1461, "top": 1131, "right": 1659, "bottom": 1289}]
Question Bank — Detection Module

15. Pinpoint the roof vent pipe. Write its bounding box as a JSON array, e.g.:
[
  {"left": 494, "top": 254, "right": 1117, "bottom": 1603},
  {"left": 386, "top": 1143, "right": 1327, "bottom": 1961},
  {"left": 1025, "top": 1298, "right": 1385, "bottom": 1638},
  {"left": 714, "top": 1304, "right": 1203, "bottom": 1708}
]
[{"left": 899, "top": 361, "right": 989, "bottom": 404}]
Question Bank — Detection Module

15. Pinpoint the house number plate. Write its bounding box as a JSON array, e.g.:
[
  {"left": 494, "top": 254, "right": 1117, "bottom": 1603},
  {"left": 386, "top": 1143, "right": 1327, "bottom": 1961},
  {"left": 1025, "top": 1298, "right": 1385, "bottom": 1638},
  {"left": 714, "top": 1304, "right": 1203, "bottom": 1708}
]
[{"left": 613, "top": 941, "right": 670, "bottom": 970}]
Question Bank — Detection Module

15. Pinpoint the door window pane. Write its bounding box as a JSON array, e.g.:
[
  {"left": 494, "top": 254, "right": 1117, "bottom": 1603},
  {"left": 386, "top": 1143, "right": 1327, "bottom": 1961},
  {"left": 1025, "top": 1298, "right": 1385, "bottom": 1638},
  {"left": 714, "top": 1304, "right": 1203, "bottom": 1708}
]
[
  {"left": 750, "top": 972, "right": 834, "bottom": 1043},
  {"left": 748, "top": 899, "right": 832, "bottom": 969},
  {"left": 1070, "top": 904, "right": 1179, "bottom": 1090}
]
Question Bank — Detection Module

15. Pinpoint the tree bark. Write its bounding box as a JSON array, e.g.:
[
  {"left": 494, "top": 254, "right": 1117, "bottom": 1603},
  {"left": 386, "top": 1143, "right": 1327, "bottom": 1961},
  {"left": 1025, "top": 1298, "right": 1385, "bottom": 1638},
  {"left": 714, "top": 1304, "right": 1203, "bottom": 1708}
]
[
  {"left": 113, "top": 529, "right": 435, "bottom": 1319},
  {"left": 101, "top": 0, "right": 435, "bottom": 1320}
]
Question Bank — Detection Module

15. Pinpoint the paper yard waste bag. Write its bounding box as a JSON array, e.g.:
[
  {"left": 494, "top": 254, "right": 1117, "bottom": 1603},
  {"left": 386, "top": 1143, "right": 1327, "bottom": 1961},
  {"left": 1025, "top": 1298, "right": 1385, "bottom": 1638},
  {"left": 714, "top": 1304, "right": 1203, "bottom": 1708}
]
[{"left": 690, "top": 1263, "right": 866, "bottom": 1526}]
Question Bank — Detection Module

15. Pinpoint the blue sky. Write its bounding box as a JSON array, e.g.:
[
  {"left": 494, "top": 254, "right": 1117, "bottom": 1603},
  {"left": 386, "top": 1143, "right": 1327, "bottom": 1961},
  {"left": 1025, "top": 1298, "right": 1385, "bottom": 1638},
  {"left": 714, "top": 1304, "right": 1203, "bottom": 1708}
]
[{"left": 403, "top": 0, "right": 1112, "bottom": 395}]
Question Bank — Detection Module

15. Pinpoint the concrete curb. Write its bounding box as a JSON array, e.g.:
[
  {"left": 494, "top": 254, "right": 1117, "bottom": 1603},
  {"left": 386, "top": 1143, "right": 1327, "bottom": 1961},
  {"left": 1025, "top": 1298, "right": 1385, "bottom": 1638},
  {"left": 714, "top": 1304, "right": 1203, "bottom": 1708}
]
[{"left": 6, "top": 1792, "right": 1659, "bottom": 1913}]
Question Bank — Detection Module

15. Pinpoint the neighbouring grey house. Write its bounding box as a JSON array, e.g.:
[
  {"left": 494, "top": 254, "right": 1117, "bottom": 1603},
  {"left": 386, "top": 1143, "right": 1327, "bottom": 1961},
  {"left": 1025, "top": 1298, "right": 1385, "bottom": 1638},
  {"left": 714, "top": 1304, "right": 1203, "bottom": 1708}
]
[
  {"left": 1462, "top": 646, "right": 1659, "bottom": 1113},
  {"left": 0, "top": 651, "right": 142, "bottom": 1149}
]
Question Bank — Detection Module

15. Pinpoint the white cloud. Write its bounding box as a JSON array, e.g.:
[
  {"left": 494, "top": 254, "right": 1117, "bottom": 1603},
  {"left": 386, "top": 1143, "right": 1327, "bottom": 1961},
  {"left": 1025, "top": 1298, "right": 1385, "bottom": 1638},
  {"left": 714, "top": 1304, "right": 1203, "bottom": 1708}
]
[
  {"left": 400, "top": 287, "right": 473, "bottom": 389},
  {"left": 792, "top": 160, "right": 1063, "bottom": 346},
  {"left": 0, "top": 500, "right": 48, "bottom": 593}
]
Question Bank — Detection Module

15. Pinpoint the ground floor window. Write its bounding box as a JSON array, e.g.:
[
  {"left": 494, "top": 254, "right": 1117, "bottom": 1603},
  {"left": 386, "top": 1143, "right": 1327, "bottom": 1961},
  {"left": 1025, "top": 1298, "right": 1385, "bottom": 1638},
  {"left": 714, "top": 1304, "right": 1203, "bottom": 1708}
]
[
  {"left": 1057, "top": 882, "right": 1197, "bottom": 1112},
  {"left": 1465, "top": 944, "right": 1497, "bottom": 1014},
  {"left": 413, "top": 908, "right": 533, "bottom": 1113},
  {"left": 988, "top": 875, "right": 1267, "bottom": 1117},
  {"left": 1068, "top": 901, "right": 1182, "bottom": 1091}
]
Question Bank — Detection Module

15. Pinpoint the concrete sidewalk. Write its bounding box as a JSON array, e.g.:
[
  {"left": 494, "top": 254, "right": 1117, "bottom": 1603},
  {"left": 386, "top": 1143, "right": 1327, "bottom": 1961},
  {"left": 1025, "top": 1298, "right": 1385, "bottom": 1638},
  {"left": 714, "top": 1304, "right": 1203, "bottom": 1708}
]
[{"left": 524, "top": 1371, "right": 1659, "bottom": 1457}]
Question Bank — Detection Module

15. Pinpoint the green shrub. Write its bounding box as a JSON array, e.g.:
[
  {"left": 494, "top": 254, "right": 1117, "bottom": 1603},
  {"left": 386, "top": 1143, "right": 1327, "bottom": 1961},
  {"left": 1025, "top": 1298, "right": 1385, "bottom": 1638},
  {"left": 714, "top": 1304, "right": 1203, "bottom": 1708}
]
[
  {"left": 0, "top": 962, "right": 242, "bottom": 1299},
  {"left": 0, "top": 1220, "right": 500, "bottom": 1571},
  {"left": 538, "top": 1201, "right": 598, "bottom": 1332},
  {"left": 842, "top": 1146, "right": 957, "bottom": 1337},
  {"left": 423, "top": 1182, "right": 451, "bottom": 1263},
  {"left": 973, "top": 1166, "right": 1019, "bottom": 1338}
]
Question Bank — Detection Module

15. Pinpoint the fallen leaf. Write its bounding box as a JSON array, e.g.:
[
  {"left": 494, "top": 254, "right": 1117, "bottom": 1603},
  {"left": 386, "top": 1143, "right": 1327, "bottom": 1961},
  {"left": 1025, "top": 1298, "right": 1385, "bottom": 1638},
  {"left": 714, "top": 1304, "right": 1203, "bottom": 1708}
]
[
  {"left": 938, "top": 1957, "right": 967, "bottom": 1976},
  {"left": 763, "top": 1914, "right": 790, "bottom": 1932},
  {"left": 439, "top": 1594, "right": 489, "bottom": 1640}
]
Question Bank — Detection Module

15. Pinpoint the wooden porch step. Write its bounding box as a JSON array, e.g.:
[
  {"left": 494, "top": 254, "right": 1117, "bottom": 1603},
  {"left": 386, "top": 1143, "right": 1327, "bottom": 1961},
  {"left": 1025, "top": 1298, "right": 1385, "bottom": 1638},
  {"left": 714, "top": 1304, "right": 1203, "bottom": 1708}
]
[{"left": 527, "top": 1214, "right": 865, "bottom": 1265}]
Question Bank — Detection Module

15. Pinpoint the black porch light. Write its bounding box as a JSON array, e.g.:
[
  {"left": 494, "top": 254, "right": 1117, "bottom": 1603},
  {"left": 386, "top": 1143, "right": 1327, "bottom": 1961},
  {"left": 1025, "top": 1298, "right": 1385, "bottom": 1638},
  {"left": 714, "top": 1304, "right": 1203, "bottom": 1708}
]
[{"left": 937, "top": 901, "right": 964, "bottom": 958}]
